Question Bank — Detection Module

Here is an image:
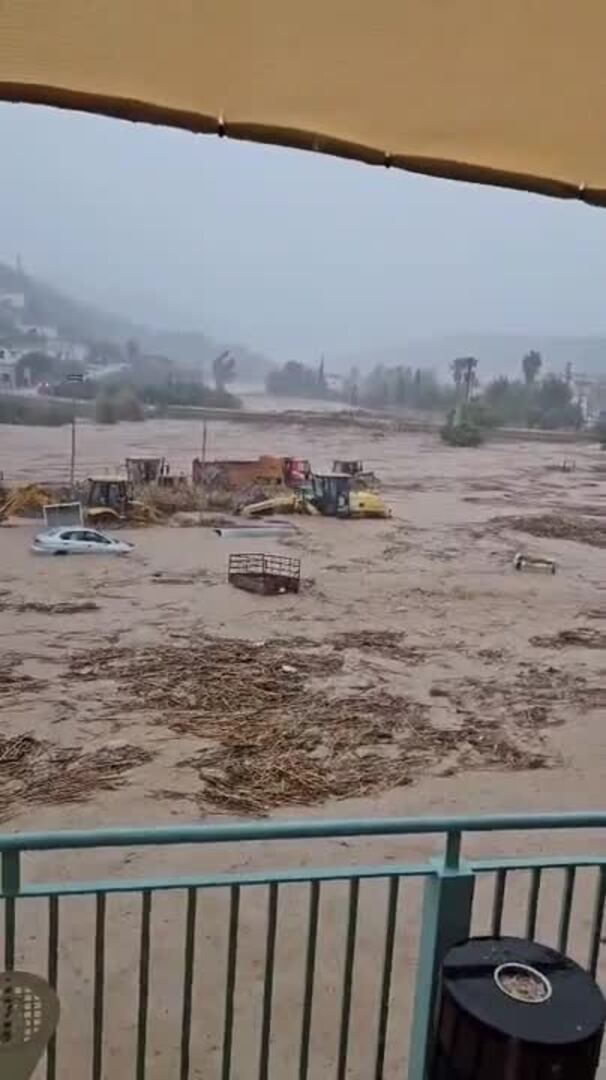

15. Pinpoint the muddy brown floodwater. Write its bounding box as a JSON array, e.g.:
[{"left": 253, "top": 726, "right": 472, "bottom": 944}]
[{"left": 1, "top": 418, "right": 605, "bottom": 1078}]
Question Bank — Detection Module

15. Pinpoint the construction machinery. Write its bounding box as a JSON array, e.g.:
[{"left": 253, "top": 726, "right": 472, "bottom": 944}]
[
  {"left": 332, "top": 459, "right": 363, "bottom": 476},
  {"left": 85, "top": 476, "right": 161, "bottom": 525},
  {"left": 192, "top": 455, "right": 285, "bottom": 489},
  {"left": 241, "top": 492, "right": 304, "bottom": 517},
  {"left": 86, "top": 476, "right": 132, "bottom": 522},
  {"left": 309, "top": 473, "right": 389, "bottom": 518},
  {"left": 332, "top": 459, "right": 376, "bottom": 485},
  {"left": 242, "top": 473, "right": 389, "bottom": 518},
  {"left": 282, "top": 457, "right": 312, "bottom": 488},
  {"left": 310, "top": 473, "right": 351, "bottom": 516},
  {"left": 125, "top": 456, "right": 166, "bottom": 485}
]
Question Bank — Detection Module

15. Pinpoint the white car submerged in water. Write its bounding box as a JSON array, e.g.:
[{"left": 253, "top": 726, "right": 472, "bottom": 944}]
[{"left": 31, "top": 527, "right": 133, "bottom": 556}]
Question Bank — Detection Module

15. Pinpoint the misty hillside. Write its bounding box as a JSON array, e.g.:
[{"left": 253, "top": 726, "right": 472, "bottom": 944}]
[
  {"left": 0, "top": 261, "right": 136, "bottom": 342},
  {"left": 340, "top": 334, "right": 606, "bottom": 380},
  {"left": 141, "top": 330, "right": 273, "bottom": 378},
  {"left": 0, "top": 261, "right": 272, "bottom": 379}
]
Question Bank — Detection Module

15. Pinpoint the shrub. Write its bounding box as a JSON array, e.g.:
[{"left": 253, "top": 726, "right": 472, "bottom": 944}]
[
  {"left": 0, "top": 395, "right": 73, "bottom": 426},
  {"left": 115, "top": 387, "right": 145, "bottom": 421},
  {"left": 440, "top": 419, "right": 484, "bottom": 447},
  {"left": 140, "top": 382, "right": 240, "bottom": 409},
  {"left": 266, "top": 361, "right": 336, "bottom": 401},
  {"left": 464, "top": 400, "right": 502, "bottom": 429},
  {"left": 95, "top": 392, "right": 117, "bottom": 424},
  {"left": 95, "top": 387, "right": 144, "bottom": 424},
  {"left": 534, "top": 403, "right": 583, "bottom": 430}
]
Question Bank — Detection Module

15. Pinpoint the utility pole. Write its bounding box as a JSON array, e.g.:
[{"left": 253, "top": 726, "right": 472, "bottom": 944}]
[
  {"left": 66, "top": 372, "right": 84, "bottom": 493},
  {"left": 201, "top": 420, "right": 208, "bottom": 464},
  {"left": 70, "top": 408, "right": 76, "bottom": 491}
]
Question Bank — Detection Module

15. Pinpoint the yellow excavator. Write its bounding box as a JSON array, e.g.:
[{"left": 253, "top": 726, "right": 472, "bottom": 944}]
[
  {"left": 85, "top": 476, "right": 162, "bottom": 525},
  {"left": 242, "top": 472, "right": 389, "bottom": 518},
  {"left": 309, "top": 473, "right": 389, "bottom": 517}
]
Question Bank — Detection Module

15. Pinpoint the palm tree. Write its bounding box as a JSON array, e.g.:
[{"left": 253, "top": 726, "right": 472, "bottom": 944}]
[
  {"left": 451, "top": 356, "right": 478, "bottom": 402},
  {"left": 451, "top": 356, "right": 478, "bottom": 399},
  {"left": 212, "top": 350, "right": 236, "bottom": 391},
  {"left": 451, "top": 357, "right": 466, "bottom": 392},
  {"left": 522, "top": 350, "right": 542, "bottom": 385}
]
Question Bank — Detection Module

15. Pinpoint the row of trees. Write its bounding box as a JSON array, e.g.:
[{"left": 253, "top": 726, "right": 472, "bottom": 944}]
[
  {"left": 447, "top": 351, "right": 544, "bottom": 402},
  {"left": 480, "top": 372, "right": 582, "bottom": 430},
  {"left": 266, "top": 358, "right": 336, "bottom": 400},
  {"left": 266, "top": 358, "right": 455, "bottom": 411},
  {"left": 267, "top": 348, "right": 586, "bottom": 435},
  {"left": 457, "top": 351, "right": 582, "bottom": 431},
  {"left": 441, "top": 350, "right": 583, "bottom": 446},
  {"left": 0, "top": 395, "right": 74, "bottom": 427},
  {"left": 358, "top": 364, "right": 455, "bottom": 411}
]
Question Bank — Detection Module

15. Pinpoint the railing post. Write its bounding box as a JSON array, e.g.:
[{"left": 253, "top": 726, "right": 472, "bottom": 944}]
[
  {"left": 407, "top": 832, "right": 475, "bottom": 1080},
  {"left": 2, "top": 849, "right": 21, "bottom": 972}
]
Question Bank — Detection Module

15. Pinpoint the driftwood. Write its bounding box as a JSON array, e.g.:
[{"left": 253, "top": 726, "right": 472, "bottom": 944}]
[{"left": 513, "top": 552, "right": 556, "bottom": 574}]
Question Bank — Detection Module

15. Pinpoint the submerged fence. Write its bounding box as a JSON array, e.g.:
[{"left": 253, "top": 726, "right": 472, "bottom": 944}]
[{"left": 1, "top": 812, "right": 605, "bottom": 1079}]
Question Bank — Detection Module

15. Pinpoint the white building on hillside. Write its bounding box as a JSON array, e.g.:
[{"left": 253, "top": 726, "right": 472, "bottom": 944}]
[
  {"left": 0, "top": 347, "right": 20, "bottom": 390},
  {"left": 0, "top": 291, "right": 25, "bottom": 313},
  {"left": 18, "top": 322, "right": 59, "bottom": 340},
  {"left": 572, "top": 374, "right": 606, "bottom": 423}
]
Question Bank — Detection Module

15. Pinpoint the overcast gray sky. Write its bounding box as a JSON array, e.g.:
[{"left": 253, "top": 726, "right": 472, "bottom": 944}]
[{"left": 2, "top": 102, "right": 606, "bottom": 362}]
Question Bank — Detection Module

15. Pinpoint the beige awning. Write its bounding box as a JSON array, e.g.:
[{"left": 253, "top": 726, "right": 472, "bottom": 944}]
[{"left": 1, "top": 1, "right": 605, "bottom": 203}]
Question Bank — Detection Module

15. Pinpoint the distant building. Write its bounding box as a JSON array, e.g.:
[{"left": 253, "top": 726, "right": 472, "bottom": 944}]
[
  {"left": 0, "top": 348, "right": 20, "bottom": 390},
  {"left": 0, "top": 291, "right": 25, "bottom": 312},
  {"left": 7, "top": 329, "right": 89, "bottom": 368},
  {"left": 18, "top": 322, "right": 59, "bottom": 340},
  {"left": 59, "top": 340, "right": 88, "bottom": 365},
  {"left": 572, "top": 374, "right": 606, "bottom": 423}
]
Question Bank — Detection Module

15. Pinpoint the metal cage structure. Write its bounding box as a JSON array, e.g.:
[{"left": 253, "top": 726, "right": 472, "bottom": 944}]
[{"left": 227, "top": 552, "right": 301, "bottom": 595}]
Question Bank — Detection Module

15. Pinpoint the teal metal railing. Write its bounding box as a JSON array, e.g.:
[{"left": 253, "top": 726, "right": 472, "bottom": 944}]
[{"left": 1, "top": 812, "right": 604, "bottom": 1079}]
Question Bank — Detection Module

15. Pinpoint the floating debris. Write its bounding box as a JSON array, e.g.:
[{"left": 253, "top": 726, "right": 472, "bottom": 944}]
[
  {"left": 330, "top": 629, "right": 424, "bottom": 662},
  {"left": 65, "top": 637, "right": 553, "bottom": 815},
  {"left": 530, "top": 628, "right": 606, "bottom": 650},
  {"left": 13, "top": 600, "right": 100, "bottom": 614},
  {"left": 0, "top": 735, "right": 152, "bottom": 820},
  {"left": 492, "top": 513, "right": 606, "bottom": 548},
  {"left": 513, "top": 552, "right": 556, "bottom": 574},
  {"left": 0, "top": 658, "right": 45, "bottom": 697}
]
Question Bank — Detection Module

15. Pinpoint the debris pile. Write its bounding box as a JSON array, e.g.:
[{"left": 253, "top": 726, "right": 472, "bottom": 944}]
[
  {"left": 432, "top": 663, "right": 603, "bottom": 734},
  {"left": 584, "top": 608, "right": 606, "bottom": 621},
  {"left": 67, "top": 638, "right": 343, "bottom": 718},
  {"left": 181, "top": 694, "right": 547, "bottom": 814},
  {"left": 150, "top": 569, "right": 217, "bottom": 586},
  {"left": 0, "top": 484, "right": 54, "bottom": 522},
  {"left": 0, "top": 658, "right": 44, "bottom": 697},
  {"left": 492, "top": 513, "right": 606, "bottom": 548},
  {"left": 0, "top": 734, "right": 152, "bottom": 821},
  {"left": 13, "top": 600, "right": 99, "bottom": 615},
  {"left": 530, "top": 627, "right": 606, "bottom": 650},
  {"left": 330, "top": 629, "right": 424, "bottom": 662},
  {"left": 66, "top": 636, "right": 554, "bottom": 815},
  {"left": 140, "top": 484, "right": 206, "bottom": 517}
]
